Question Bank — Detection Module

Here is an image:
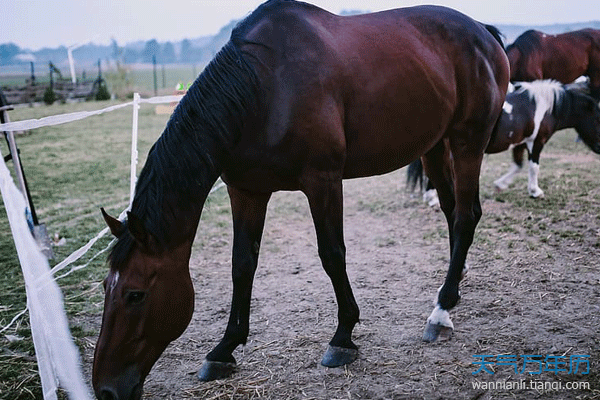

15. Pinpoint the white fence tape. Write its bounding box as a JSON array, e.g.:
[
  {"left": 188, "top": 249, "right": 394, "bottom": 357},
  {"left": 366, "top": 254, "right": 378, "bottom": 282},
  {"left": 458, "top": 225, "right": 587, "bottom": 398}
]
[
  {"left": 0, "top": 95, "right": 183, "bottom": 133},
  {"left": 0, "top": 93, "right": 213, "bottom": 399},
  {"left": 0, "top": 146, "right": 92, "bottom": 400}
]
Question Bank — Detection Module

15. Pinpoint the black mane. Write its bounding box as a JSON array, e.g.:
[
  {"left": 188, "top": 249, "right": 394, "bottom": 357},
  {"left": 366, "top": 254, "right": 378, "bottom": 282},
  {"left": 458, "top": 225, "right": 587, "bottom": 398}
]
[
  {"left": 507, "top": 29, "right": 541, "bottom": 56},
  {"left": 108, "top": 37, "right": 260, "bottom": 270}
]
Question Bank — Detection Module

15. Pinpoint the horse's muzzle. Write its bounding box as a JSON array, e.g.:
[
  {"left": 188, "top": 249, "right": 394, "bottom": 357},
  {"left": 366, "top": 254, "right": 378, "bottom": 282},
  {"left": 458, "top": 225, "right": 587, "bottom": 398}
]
[{"left": 93, "top": 366, "right": 143, "bottom": 400}]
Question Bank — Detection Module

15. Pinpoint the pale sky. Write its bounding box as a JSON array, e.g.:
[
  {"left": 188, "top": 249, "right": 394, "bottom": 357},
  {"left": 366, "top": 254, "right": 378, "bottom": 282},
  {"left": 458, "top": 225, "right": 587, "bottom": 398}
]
[{"left": 4, "top": 0, "right": 600, "bottom": 51}]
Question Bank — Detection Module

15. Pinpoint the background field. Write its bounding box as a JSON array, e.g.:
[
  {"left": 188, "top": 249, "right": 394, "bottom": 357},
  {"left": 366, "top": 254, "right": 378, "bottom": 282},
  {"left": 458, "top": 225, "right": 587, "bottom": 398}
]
[
  {"left": 1, "top": 64, "right": 204, "bottom": 100},
  {"left": 0, "top": 99, "right": 599, "bottom": 399}
]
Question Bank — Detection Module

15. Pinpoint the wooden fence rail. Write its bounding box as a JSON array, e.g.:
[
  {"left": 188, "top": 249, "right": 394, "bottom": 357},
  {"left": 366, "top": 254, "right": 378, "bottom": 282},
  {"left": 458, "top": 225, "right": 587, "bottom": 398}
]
[{"left": 1, "top": 80, "right": 96, "bottom": 105}]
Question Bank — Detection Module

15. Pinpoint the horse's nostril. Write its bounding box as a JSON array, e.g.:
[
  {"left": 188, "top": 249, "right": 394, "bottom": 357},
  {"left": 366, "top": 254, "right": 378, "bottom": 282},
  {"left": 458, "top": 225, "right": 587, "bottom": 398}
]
[{"left": 99, "top": 388, "right": 118, "bottom": 400}]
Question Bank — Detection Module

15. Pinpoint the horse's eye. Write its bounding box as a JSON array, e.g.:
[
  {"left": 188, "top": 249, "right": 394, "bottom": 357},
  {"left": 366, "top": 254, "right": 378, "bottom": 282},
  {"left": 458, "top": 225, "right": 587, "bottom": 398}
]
[{"left": 126, "top": 291, "right": 147, "bottom": 305}]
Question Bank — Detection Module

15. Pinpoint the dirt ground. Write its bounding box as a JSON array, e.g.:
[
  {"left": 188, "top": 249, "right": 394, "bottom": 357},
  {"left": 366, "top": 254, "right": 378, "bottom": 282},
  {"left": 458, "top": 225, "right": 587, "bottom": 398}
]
[{"left": 82, "top": 150, "right": 600, "bottom": 400}]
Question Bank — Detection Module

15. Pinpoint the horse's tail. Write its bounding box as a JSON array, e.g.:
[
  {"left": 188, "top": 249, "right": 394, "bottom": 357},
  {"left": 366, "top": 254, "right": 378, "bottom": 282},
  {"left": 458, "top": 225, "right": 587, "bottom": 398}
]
[
  {"left": 484, "top": 24, "right": 505, "bottom": 51},
  {"left": 406, "top": 158, "right": 425, "bottom": 192}
]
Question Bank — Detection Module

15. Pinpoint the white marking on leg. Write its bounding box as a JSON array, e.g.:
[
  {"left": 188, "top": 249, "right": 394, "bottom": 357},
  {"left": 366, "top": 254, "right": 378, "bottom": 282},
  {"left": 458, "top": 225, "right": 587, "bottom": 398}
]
[
  {"left": 427, "top": 305, "right": 454, "bottom": 329},
  {"left": 494, "top": 162, "right": 522, "bottom": 190},
  {"left": 528, "top": 160, "right": 544, "bottom": 198},
  {"left": 423, "top": 188, "right": 440, "bottom": 208},
  {"left": 433, "top": 284, "right": 443, "bottom": 306},
  {"left": 502, "top": 101, "right": 513, "bottom": 114}
]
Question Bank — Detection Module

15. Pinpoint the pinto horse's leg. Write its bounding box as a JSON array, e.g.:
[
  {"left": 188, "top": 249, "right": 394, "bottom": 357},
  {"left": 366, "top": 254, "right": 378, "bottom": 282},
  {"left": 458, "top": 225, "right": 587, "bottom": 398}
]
[
  {"left": 422, "top": 137, "right": 485, "bottom": 342},
  {"left": 494, "top": 143, "right": 526, "bottom": 191},
  {"left": 198, "top": 186, "right": 271, "bottom": 381},
  {"left": 527, "top": 142, "right": 545, "bottom": 198},
  {"left": 302, "top": 177, "right": 360, "bottom": 368}
]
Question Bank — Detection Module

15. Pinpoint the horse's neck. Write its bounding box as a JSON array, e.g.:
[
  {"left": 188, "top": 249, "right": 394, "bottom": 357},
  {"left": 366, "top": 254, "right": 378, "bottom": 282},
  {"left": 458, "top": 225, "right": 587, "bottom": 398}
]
[
  {"left": 169, "top": 178, "right": 219, "bottom": 245},
  {"left": 551, "top": 92, "right": 577, "bottom": 131},
  {"left": 132, "top": 133, "right": 224, "bottom": 250}
]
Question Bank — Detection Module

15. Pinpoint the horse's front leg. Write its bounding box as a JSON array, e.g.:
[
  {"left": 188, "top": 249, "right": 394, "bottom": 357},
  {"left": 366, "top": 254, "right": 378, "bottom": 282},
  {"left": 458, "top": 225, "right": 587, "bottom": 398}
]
[
  {"left": 302, "top": 176, "right": 360, "bottom": 368},
  {"left": 198, "top": 186, "right": 271, "bottom": 381},
  {"left": 423, "top": 142, "right": 484, "bottom": 342},
  {"left": 527, "top": 142, "right": 545, "bottom": 198}
]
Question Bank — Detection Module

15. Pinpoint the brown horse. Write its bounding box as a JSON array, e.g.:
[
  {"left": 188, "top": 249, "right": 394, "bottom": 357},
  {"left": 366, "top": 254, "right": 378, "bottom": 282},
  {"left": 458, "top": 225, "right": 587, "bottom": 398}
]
[
  {"left": 92, "top": 1, "right": 509, "bottom": 398},
  {"left": 507, "top": 29, "right": 600, "bottom": 98}
]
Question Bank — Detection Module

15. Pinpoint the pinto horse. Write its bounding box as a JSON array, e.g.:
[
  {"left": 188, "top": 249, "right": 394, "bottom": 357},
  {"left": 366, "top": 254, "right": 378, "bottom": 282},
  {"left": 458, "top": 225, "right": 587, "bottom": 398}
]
[
  {"left": 407, "top": 80, "right": 600, "bottom": 199},
  {"left": 507, "top": 29, "right": 600, "bottom": 98},
  {"left": 92, "top": 1, "right": 509, "bottom": 398},
  {"left": 491, "top": 80, "right": 600, "bottom": 197}
]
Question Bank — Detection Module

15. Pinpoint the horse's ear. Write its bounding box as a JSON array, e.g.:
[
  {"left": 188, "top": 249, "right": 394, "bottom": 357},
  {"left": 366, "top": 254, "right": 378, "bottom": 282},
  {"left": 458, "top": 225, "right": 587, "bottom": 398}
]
[
  {"left": 127, "top": 211, "right": 153, "bottom": 250},
  {"left": 101, "top": 208, "right": 124, "bottom": 238}
]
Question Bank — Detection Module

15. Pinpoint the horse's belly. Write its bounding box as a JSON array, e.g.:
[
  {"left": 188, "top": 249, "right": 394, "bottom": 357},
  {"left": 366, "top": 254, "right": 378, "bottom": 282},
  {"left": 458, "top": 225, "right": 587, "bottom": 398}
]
[
  {"left": 342, "top": 106, "right": 450, "bottom": 178},
  {"left": 343, "top": 146, "right": 419, "bottom": 179}
]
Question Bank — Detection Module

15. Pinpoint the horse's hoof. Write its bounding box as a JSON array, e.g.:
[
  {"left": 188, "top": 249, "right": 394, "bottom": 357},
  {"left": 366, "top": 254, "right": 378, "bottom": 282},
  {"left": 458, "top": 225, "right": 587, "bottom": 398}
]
[
  {"left": 422, "top": 321, "right": 453, "bottom": 342},
  {"left": 197, "top": 360, "right": 236, "bottom": 381},
  {"left": 321, "top": 345, "right": 359, "bottom": 367}
]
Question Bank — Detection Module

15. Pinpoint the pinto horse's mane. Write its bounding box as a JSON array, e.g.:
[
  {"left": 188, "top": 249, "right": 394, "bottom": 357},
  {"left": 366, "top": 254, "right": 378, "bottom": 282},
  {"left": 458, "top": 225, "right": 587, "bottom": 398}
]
[
  {"left": 108, "top": 34, "right": 260, "bottom": 271},
  {"left": 514, "top": 79, "right": 566, "bottom": 116}
]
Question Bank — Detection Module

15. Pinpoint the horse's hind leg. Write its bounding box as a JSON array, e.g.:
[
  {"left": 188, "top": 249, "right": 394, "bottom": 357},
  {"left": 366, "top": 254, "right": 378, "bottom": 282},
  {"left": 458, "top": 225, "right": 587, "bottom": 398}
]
[
  {"left": 302, "top": 176, "right": 360, "bottom": 368},
  {"left": 494, "top": 143, "right": 526, "bottom": 190},
  {"left": 198, "top": 186, "right": 271, "bottom": 381},
  {"left": 422, "top": 137, "right": 484, "bottom": 342}
]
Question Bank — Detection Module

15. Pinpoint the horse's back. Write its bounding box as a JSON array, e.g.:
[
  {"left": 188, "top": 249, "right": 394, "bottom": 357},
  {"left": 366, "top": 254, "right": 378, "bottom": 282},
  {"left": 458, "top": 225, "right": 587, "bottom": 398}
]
[
  {"left": 509, "top": 28, "right": 600, "bottom": 84},
  {"left": 227, "top": 1, "right": 508, "bottom": 188}
]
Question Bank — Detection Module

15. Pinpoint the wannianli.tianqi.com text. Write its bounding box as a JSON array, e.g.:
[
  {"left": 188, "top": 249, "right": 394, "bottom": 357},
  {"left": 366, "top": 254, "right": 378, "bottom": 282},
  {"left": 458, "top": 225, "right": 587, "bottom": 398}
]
[{"left": 471, "top": 380, "right": 591, "bottom": 391}]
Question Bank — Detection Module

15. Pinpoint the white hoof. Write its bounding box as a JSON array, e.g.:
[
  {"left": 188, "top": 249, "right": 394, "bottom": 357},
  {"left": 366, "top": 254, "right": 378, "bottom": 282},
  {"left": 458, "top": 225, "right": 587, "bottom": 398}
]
[
  {"left": 423, "top": 189, "right": 440, "bottom": 208},
  {"left": 426, "top": 305, "right": 454, "bottom": 330},
  {"left": 494, "top": 179, "right": 509, "bottom": 191},
  {"left": 529, "top": 187, "right": 545, "bottom": 198}
]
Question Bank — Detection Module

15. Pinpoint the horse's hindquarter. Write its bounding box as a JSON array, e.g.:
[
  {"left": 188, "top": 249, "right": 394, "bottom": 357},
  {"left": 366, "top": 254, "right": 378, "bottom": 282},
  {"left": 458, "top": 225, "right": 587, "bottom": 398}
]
[
  {"left": 339, "top": 11, "right": 459, "bottom": 177},
  {"left": 226, "top": 4, "right": 508, "bottom": 190},
  {"left": 341, "top": 9, "right": 507, "bottom": 177}
]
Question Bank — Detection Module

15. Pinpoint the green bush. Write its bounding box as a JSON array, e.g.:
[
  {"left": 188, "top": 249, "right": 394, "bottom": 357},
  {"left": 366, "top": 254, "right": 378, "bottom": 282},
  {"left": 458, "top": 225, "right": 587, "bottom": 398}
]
[
  {"left": 95, "top": 82, "right": 111, "bottom": 101},
  {"left": 43, "top": 87, "right": 56, "bottom": 105}
]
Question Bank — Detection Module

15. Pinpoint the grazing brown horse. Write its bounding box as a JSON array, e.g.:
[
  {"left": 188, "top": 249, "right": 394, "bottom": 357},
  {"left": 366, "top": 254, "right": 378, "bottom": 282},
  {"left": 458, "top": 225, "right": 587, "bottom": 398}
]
[
  {"left": 507, "top": 29, "right": 600, "bottom": 98},
  {"left": 92, "top": 1, "right": 509, "bottom": 398},
  {"left": 490, "top": 80, "right": 600, "bottom": 197}
]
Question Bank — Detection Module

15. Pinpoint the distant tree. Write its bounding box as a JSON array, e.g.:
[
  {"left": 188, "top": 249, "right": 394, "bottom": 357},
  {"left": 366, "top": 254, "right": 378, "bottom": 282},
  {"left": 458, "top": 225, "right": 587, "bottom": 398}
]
[
  {"left": 180, "top": 39, "right": 192, "bottom": 63},
  {"left": 161, "top": 42, "right": 176, "bottom": 64},
  {"left": 142, "top": 39, "right": 160, "bottom": 63},
  {"left": 0, "top": 43, "right": 21, "bottom": 64},
  {"left": 122, "top": 48, "right": 139, "bottom": 64},
  {"left": 111, "top": 38, "right": 122, "bottom": 61}
]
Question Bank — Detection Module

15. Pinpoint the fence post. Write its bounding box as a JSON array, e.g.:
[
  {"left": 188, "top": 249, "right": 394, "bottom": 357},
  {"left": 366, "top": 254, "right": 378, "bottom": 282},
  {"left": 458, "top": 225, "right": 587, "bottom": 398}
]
[
  {"left": 129, "top": 93, "right": 140, "bottom": 206},
  {"left": 153, "top": 55, "right": 158, "bottom": 96}
]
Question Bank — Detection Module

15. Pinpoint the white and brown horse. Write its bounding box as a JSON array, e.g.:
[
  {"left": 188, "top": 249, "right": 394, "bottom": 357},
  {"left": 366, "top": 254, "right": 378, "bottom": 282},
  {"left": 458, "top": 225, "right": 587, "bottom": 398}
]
[
  {"left": 408, "top": 80, "right": 600, "bottom": 199},
  {"left": 490, "top": 80, "right": 600, "bottom": 197}
]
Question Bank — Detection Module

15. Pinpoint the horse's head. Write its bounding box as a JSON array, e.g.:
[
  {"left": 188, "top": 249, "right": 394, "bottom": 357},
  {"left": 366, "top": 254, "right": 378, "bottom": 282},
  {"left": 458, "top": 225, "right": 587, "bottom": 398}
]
[
  {"left": 570, "top": 90, "right": 600, "bottom": 154},
  {"left": 92, "top": 209, "right": 195, "bottom": 400}
]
